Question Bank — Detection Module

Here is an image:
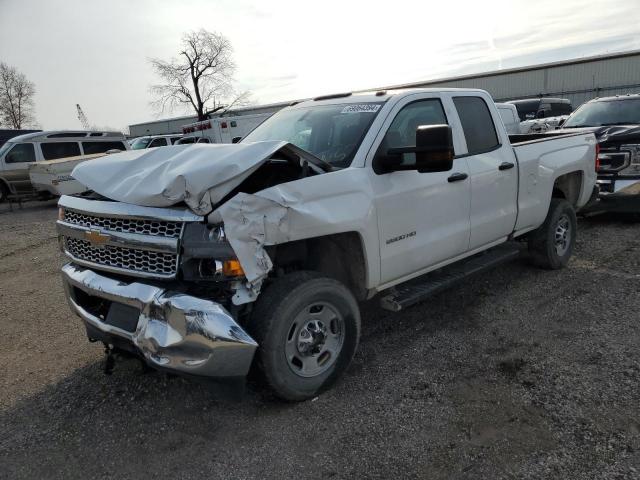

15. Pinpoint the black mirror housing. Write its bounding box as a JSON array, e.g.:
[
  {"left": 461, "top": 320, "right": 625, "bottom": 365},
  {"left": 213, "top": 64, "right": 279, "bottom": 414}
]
[
  {"left": 414, "top": 124, "right": 454, "bottom": 173},
  {"left": 231, "top": 136, "right": 242, "bottom": 144},
  {"left": 374, "top": 124, "right": 454, "bottom": 174}
]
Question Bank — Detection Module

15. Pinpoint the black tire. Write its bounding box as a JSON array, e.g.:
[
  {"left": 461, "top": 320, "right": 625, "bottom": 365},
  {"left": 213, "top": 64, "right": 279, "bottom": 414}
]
[
  {"left": 247, "top": 271, "right": 361, "bottom": 401},
  {"left": 528, "top": 198, "right": 577, "bottom": 269},
  {"left": 0, "top": 182, "right": 8, "bottom": 203}
]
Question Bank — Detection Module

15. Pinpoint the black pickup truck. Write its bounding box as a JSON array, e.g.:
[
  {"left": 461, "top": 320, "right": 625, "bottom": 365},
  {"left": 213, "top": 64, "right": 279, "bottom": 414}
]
[{"left": 556, "top": 94, "right": 640, "bottom": 214}]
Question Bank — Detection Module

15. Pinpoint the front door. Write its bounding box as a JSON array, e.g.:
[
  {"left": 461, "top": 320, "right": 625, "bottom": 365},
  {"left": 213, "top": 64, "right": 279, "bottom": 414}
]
[
  {"left": 370, "top": 95, "right": 472, "bottom": 285},
  {"left": 0, "top": 142, "right": 37, "bottom": 193}
]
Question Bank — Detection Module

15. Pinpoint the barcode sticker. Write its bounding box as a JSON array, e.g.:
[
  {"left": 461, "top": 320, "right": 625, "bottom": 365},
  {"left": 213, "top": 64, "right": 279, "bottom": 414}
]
[{"left": 341, "top": 104, "right": 381, "bottom": 114}]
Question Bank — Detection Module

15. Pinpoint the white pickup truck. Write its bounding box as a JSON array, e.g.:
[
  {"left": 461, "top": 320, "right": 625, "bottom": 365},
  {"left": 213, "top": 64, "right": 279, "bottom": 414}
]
[{"left": 57, "top": 88, "right": 597, "bottom": 401}]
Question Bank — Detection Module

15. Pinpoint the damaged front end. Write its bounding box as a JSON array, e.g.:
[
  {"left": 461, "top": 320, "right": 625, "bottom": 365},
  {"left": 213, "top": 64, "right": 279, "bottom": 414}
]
[
  {"left": 57, "top": 195, "right": 261, "bottom": 379},
  {"left": 58, "top": 142, "right": 332, "bottom": 379},
  {"left": 62, "top": 264, "right": 257, "bottom": 377}
]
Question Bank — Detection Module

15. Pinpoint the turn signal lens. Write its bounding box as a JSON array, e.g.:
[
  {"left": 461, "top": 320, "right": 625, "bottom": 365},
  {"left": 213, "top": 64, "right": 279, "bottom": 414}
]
[
  {"left": 595, "top": 143, "right": 601, "bottom": 172},
  {"left": 58, "top": 207, "right": 65, "bottom": 220},
  {"left": 223, "top": 259, "right": 244, "bottom": 277}
]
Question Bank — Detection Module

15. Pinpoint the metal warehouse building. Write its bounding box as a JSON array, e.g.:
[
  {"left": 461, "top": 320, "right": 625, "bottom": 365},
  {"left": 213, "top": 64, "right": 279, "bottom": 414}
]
[
  {"left": 384, "top": 49, "right": 640, "bottom": 107},
  {"left": 130, "top": 50, "right": 640, "bottom": 135}
]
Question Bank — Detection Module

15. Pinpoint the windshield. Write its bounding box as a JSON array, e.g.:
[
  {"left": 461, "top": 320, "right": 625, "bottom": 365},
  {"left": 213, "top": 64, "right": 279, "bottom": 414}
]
[
  {"left": 563, "top": 98, "right": 640, "bottom": 127},
  {"left": 130, "top": 137, "right": 152, "bottom": 149},
  {"left": 242, "top": 102, "right": 384, "bottom": 167},
  {"left": 0, "top": 142, "right": 14, "bottom": 158}
]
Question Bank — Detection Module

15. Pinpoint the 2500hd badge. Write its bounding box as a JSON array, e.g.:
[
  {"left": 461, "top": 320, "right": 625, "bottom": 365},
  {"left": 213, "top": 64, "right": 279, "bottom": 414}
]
[{"left": 386, "top": 231, "right": 416, "bottom": 245}]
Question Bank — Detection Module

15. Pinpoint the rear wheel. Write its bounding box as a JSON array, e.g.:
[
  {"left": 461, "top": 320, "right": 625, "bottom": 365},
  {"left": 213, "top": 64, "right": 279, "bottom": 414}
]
[
  {"left": 247, "top": 271, "right": 361, "bottom": 401},
  {"left": 528, "top": 198, "right": 577, "bottom": 269}
]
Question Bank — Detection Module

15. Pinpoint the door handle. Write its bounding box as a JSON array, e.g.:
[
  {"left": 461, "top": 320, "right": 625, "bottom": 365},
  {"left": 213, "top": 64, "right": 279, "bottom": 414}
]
[
  {"left": 499, "top": 161, "right": 515, "bottom": 171},
  {"left": 447, "top": 172, "right": 468, "bottom": 183}
]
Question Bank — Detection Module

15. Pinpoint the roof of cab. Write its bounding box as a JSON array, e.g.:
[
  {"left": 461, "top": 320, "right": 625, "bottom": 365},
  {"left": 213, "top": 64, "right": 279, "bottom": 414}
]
[
  {"left": 589, "top": 93, "right": 640, "bottom": 103},
  {"left": 7, "top": 130, "right": 125, "bottom": 143},
  {"left": 290, "top": 87, "right": 490, "bottom": 108}
]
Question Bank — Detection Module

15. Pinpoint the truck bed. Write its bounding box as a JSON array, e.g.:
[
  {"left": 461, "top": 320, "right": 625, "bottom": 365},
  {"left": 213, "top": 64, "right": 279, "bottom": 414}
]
[{"left": 509, "top": 132, "right": 597, "bottom": 233}]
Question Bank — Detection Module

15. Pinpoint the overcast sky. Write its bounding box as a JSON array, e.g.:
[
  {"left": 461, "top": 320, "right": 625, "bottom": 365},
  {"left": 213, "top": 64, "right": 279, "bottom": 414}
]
[{"left": 1, "top": 0, "right": 639, "bottom": 131}]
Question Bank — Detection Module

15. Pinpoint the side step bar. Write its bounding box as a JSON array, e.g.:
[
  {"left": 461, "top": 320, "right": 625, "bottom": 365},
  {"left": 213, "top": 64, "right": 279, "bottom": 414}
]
[{"left": 379, "top": 243, "right": 523, "bottom": 312}]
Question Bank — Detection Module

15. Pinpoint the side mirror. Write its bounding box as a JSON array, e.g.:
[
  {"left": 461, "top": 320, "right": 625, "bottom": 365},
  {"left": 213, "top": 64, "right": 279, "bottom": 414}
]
[
  {"left": 557, "top": 118, "right": 566, "bottom": 127},
  {"left": 374, "top": 124, "right": 454, "bottom": 174},
  {"left": 231, "top": 136, "right": 242, "bottom": 144}
]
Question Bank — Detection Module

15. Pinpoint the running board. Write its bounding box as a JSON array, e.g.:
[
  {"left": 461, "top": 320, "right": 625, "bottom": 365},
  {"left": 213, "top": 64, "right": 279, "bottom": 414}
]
[{"left": 379, "top": 243, "right": 523, "bottom": 312}]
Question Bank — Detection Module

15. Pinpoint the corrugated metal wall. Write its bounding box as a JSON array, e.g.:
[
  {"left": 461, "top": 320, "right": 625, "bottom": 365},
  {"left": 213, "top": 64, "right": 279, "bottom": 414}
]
[
  {"left": 131, "top": 51, "right": 640, "bottom": 134},
  {"left": 409, "top": 51, "right": 640, "bottom": 108}
]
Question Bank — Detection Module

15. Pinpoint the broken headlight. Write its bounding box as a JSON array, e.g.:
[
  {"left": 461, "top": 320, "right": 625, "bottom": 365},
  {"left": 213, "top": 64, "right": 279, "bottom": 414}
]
[{"left": 181, "top": 223, "right": 243, "bottom": 281}]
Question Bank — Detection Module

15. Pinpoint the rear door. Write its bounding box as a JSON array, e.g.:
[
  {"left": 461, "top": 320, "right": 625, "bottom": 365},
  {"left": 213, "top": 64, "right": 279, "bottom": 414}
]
[
  {"left": 452, "top": 95, "right": 518, "bottom": 250},
  {"left": 370, "top": 93, "right": 472, "bottom": 284}
]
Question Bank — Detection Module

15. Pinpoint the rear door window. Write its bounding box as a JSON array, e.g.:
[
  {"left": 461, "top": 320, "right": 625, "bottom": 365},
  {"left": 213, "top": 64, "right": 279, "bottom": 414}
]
[
  {"left": 5, "top": 143, "right": 36, "bottom": 163},
  {"left": 453, "top": 97, "right": 500, "bottom": 154},
  {"left": 41, "top": 142, "right": 81, "bottom": 160},
  {"left": 82, "top": 141, "right": 126, "bottom": 154},
  {"left": 551, "top": 103, "right": 572, "bottom": 116}
]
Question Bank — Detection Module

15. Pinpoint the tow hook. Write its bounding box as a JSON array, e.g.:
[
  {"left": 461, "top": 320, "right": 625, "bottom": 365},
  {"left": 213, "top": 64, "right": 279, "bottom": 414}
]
[{"left": 103, "top": 343, "right": 115, "bottom": 375}]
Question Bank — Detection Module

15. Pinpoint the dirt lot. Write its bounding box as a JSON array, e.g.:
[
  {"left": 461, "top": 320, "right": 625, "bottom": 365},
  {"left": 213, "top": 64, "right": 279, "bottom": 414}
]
[{"left": 0, "top": 200, "right": 639, "bottom": 480}]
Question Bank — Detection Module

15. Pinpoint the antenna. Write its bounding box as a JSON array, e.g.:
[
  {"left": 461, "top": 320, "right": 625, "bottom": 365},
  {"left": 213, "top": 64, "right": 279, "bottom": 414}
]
[{"left": 76, "top": 104, "right": 91, "bottom": 130}]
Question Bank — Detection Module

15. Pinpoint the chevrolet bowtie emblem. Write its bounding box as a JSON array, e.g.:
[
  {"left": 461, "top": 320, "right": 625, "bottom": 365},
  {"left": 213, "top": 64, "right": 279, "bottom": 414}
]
[{"left": 84, "top": 229, "right": 110, "bottom": 246}]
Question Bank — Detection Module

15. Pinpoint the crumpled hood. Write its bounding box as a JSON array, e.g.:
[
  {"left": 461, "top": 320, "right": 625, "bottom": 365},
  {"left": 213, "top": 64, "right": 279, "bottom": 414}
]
[
  {"left": 556, "top": 124, "right": 640, "bottom": 145},
  {"left": 72, "top": 141, "right": 288, "bottom": 214}
]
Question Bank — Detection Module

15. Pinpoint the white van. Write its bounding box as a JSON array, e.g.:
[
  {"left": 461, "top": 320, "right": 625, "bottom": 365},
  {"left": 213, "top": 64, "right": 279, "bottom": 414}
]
[
  {"left": 129, "top": 134, "right": 183, "bottom": 150},
  {"left": 178, "top": 113, "right": 273, "bottom": 145},
  {"left": 0, "top": 131, "right": 128, "bottom": 201},
  {"left": 495, "top": 103, "right": 522, "bottom": 135}
]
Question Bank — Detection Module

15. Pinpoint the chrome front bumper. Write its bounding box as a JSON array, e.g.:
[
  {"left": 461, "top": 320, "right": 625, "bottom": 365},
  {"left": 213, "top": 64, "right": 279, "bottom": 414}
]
[
  {"left": 586, "top": 177, "right": 640, "bottom": 213},
  {"left": 61, "top": 263, "right": 258, "bottom": 378}
]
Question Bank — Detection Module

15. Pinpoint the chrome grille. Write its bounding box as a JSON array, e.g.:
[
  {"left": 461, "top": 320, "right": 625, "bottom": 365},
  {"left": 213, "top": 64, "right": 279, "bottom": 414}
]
[
  {"left": 63, "top": 209, "right": 183, "bottom": 238},
  {"left": 65, "top": 237, "right": 178, "bottom": 276}
]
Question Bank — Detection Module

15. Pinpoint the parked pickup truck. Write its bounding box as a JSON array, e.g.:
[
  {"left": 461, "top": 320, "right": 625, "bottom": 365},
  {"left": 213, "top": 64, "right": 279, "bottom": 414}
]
[
  {"left": 57, "top": 88, "right": 597, "bottom": 401},
  {"left": 555, "top": 94, "right": 640, "bottom": 213}
]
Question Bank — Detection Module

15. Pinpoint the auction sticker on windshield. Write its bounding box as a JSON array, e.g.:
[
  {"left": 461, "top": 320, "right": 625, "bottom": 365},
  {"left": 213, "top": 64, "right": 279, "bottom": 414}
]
[{"left": 341, "top": 104, "right": 381, "bottom": 114}]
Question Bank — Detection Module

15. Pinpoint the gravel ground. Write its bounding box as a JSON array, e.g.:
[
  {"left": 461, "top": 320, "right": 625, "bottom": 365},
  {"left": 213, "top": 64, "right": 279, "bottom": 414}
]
[{"left": 0, "top": 199, "right": 639, "bottom": 479}]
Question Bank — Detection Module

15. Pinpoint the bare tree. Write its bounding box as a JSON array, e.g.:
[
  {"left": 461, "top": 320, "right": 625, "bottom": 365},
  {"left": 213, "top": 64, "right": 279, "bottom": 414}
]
[
  {"left": 0, "top": 62, "right": 36, "bottom": 129},
  {"left": 149, "top": 29, "right": 250, "bottom": 121}
]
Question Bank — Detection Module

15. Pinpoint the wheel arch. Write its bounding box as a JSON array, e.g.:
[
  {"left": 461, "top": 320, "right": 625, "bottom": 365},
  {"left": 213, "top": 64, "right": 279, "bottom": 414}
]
[
  {"left": 552, "top": 170, "right": 583, "bottom": 206},
  {"left": 270, "top": 232, "right": 370, "bottom": 301}
]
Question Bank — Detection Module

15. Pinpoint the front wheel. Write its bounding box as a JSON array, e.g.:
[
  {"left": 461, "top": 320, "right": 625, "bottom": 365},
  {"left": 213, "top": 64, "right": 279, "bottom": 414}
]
[
  {"left": 0, "top": 183, "right": 8, "bottom": 203},
  {"left": 247, "top": 271, "right": 361, "bottom": 401},
  {"left": 528, "top": 198, "right": 577, "bottom": 269}
]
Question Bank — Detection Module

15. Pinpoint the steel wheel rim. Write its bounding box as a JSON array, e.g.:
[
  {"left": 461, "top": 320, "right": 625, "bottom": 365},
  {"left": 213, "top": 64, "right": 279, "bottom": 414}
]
[
  {"left": 284, "top": 301, "right": 345, "bottom": 378},
  {"left": 554, "top": 214, "right": 571, "bottom": 256}
]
